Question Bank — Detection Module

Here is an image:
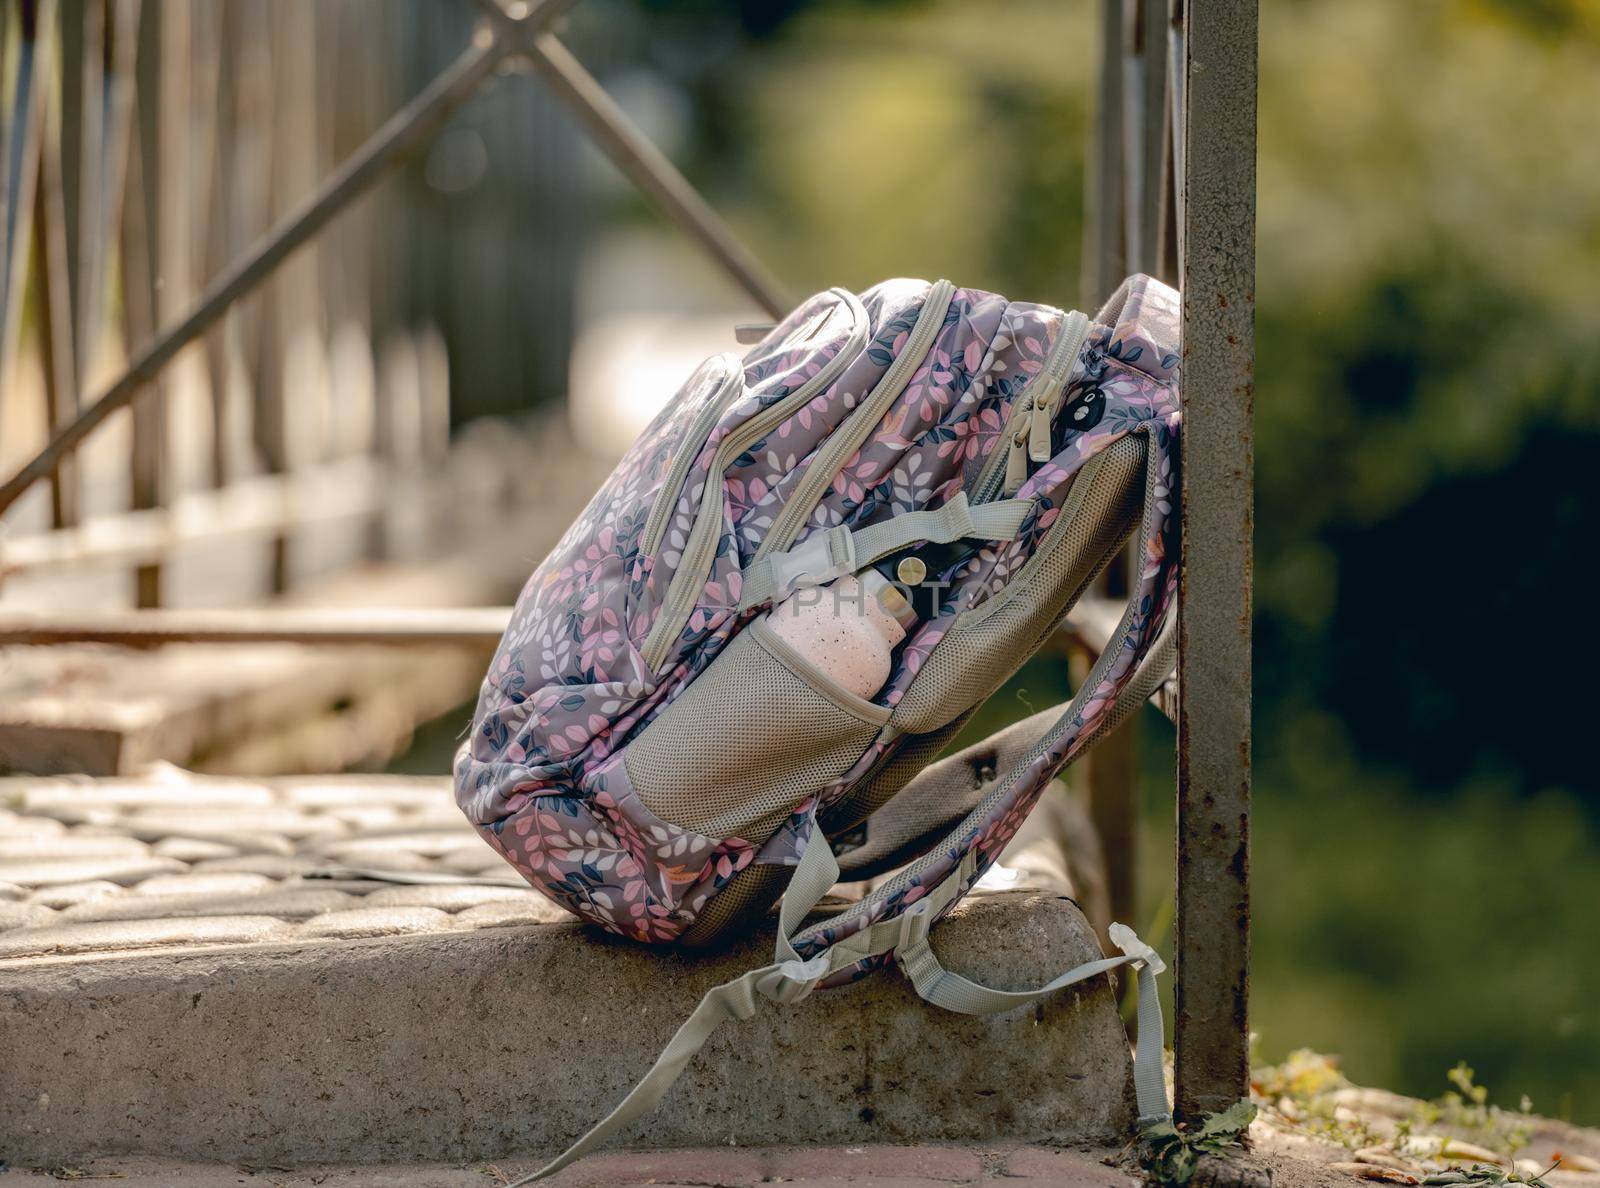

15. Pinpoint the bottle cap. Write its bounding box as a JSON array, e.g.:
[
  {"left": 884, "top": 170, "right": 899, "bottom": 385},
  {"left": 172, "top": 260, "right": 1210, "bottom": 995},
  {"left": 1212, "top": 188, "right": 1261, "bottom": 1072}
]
[{"left": 896, "top": 555, "right": 928, "bottom": 586}]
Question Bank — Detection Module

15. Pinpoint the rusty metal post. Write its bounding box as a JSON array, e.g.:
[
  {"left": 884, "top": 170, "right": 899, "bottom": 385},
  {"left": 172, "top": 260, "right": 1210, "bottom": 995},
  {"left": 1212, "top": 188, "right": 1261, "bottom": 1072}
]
[{"left": 1173, "top": 0, "right": 1256, "bottom": 1121}]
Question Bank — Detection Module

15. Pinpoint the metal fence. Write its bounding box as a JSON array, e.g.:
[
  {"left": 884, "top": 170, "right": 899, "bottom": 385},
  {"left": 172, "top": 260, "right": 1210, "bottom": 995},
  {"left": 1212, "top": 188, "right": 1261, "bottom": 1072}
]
[{"left": 0, "top": 0, "right": 1254, "bottom": 1120}]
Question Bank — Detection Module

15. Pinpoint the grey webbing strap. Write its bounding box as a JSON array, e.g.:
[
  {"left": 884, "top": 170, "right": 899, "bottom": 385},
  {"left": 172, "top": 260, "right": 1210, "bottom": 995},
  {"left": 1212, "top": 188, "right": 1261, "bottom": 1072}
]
[
  {"left": 739, "top": 493, "right": 1034, "bottom": 610},
  {"left": 775, "top": 810, "right": 841, "bottom": 963},
  {"left": 895, "top": 885, "right": 1171, "bottom": 1126}
]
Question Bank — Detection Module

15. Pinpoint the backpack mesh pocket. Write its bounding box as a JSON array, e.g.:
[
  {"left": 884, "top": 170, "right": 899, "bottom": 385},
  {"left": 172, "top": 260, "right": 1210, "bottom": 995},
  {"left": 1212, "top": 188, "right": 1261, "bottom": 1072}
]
[{"left": 624, "top": 617, "right": 890, "bottom": 845}]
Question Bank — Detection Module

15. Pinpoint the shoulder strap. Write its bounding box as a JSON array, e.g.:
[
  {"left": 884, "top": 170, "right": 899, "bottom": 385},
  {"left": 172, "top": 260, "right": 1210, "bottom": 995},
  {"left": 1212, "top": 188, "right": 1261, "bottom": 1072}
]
[{"left": 836, "top": 615, "right": 1173, "bottom": 881}]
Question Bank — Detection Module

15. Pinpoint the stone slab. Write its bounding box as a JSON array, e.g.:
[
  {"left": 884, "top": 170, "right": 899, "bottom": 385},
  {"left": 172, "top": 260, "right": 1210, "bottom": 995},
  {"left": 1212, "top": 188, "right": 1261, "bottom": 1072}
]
[{"left": 0, "top": 891, "right": 1135, "bottom": 1166}]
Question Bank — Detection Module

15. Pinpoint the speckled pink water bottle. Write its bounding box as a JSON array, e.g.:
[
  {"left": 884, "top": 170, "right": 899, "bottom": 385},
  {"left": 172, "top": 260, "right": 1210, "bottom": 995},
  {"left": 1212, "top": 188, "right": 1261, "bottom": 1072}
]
[{"left": 765, "top": 571, "right": 918, "bottom": 699}]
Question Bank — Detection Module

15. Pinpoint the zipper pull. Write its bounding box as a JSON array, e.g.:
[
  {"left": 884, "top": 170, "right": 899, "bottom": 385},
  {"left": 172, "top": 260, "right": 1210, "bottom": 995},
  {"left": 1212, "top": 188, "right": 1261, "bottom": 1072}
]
[
  {"left": 1026, "top": 310, "right": 1090, "bottom": 465},
  {"left": 1027, "top": 386, "right": 1059, "bottom": 463},
  {"left": 1003, "top": 401, "right": 1033, "bottom": 494}
]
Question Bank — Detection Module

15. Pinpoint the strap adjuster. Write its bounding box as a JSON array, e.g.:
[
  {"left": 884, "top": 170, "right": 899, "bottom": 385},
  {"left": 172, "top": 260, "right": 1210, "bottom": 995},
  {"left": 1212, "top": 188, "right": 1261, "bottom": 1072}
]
[
  {"left": 756, "top": 956, "right": 829, "bottom": 1004},
  {"left": 1109, "top": 921, "right": 1166, "bottom": 975},
  {"left": 766, "top": 525, "right": 855, "bottom": 600}
]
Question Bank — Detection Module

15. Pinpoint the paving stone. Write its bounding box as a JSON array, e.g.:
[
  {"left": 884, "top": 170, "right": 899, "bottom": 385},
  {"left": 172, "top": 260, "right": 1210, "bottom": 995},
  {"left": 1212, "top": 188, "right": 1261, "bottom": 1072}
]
[
  {"left": 0, "top": 835, "right": 149, "bottom": 860},
  {"left": 27, "top": 880, "right": 124, "bottom": 909},
  {"left": 0, "top": 914, "right": 292, "bottom": 958},
  {"left": 296, "top": 906, "right": 458, "bottom": 939},
  {"left": 0, "top": 893, "right": 1134, "bottom": 1164},
  {"left": 286, "top": 877, "right": 404, "bottom": 893},
  {"left": 279, "top": 778, "right": 451, "bottom": 810},
  {"left": 0, "top": 902, "right": 57, "bottom": 930},
  {"left": 122, "top": 808, "right": 345, "bottom": 843},
  {"left": 191, "top": 853, "right": 314, "bottom": 877},
  {"left": 539, "top": 1148, "right": 767, "bottom": 1187},
  {"left": 21, "top": 803, "right": 121, "bottom": 827},
  {"left": 0, "top": 813, "right": 66, "bottom": 839},
  {"left": 132, "top": 872, "right": 276, "bottom": 897},
  {"left": 397, "top": 803, "right": 477, "bottom": 829},
  {"left": 361, "top": 884, "right": 541, "bottom": 912},
  {"left": 1000, "top": 1147, "right": 1138, "bottom": 1184},
  {"left": 438, "top": 845, "right": 508, "bottom": 875},
  {"left": 768, "top": 1146, "right": 986, "bottom": 1182},
  {"left": 151, "top": 837, "right": 241, "bottom": 862},
  {"left": 0, "top": 855, "right": 186, "bottom": 888},
  {"left": 319, "top": 805, "right": 406, "bottom": 831},
  {"left": 314, "top": 849, "right": 439, "bottom": 873},
  {"left": 22, "top": 780, "right": 277, "bottom": 813},
  {"left": 457, "top": 898, "right": 570, "bottom": 929},
  {"left": 314, "top": 830, "right": 483, "bottom": 861},
  {"left": 60, "top": 888, "right": 358, "bottom": 924}
]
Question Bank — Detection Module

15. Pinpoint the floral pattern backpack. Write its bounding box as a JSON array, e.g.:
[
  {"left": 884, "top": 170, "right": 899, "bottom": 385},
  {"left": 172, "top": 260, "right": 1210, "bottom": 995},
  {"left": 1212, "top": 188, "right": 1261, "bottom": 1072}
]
[{"left": 457, "top": 274, "right": 1182, "bottom": 1181}]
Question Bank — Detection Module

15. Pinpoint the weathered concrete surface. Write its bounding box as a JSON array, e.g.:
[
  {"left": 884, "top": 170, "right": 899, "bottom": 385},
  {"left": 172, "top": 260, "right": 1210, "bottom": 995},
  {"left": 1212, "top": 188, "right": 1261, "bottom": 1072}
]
[
  {"left": 1, "top": 1142, "right": 1142, "bottom": 1186},
  {"left": 0, "top": 891, "right": 1134, "bottom": 1166}
]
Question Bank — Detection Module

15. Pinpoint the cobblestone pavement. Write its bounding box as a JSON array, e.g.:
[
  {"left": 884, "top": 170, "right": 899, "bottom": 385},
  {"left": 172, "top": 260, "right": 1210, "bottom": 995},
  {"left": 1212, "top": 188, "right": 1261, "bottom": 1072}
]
[
  {"left": 0, "top": 765, "right": 565, "bottom": 961},
  {"left": 1, "top": 1142, "right": 1140, "bottom": 1187}
]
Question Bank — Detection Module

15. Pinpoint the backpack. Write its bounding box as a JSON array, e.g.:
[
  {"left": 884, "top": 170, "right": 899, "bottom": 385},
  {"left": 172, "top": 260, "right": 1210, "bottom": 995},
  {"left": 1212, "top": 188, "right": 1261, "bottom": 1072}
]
[{"left": 456, "top": 274, "right": 1182, "bottom": 1181}]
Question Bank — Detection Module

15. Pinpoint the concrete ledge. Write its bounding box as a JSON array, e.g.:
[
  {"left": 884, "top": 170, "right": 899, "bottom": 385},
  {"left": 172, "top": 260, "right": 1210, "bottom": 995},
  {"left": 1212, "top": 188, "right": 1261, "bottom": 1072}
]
[{"left": 0, "top": 891, "right": 1134, "bottom": 1164}]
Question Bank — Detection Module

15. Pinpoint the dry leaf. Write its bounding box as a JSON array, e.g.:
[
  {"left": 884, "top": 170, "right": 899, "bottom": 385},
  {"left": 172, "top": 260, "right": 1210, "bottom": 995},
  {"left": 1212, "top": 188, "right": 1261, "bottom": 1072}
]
[{"left": 1331, "top": 1161, "right": 1422, "bottom": 1184}]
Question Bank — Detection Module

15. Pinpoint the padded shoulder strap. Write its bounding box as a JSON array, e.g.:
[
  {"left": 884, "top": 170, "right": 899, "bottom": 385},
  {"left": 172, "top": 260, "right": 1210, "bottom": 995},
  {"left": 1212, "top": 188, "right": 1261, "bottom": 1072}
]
[{"left": 836, "top": 616, "right": 1173, "bottom": 881}]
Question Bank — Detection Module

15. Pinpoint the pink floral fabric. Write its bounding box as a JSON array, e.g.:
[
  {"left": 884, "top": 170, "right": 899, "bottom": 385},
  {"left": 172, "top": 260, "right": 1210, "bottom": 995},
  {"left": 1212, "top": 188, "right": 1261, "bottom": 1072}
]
[{"left": 457, "top": 275, "right": 1182, "bottom": 945}]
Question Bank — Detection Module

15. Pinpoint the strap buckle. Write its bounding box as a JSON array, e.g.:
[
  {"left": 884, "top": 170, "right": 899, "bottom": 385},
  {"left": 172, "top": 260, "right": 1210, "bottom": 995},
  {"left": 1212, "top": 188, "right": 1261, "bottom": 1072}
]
[
  {"left": 1109, "top": 921, "right": 1167, "bottom": 975},
  {"left": 766, "top": 525, "right": 856, "bottom": 600},
  {"left": 756, "top": 956, "right": 829, "bottom": 1005}
]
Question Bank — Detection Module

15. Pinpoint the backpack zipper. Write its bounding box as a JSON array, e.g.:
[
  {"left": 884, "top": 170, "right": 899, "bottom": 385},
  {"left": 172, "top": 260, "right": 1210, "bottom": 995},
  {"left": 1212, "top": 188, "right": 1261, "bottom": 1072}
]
[
  {"left": 971, "top": 308, "right": 1090, "bottom": 503},
  {"left": 640, "top": 354, "right": 745, "bottom": 559},
  {"left": 753, "top": 279, "right": 957, "bottom": 563},
  {"left": 640, "top": 290, "right": 870, "bottom": 674}
]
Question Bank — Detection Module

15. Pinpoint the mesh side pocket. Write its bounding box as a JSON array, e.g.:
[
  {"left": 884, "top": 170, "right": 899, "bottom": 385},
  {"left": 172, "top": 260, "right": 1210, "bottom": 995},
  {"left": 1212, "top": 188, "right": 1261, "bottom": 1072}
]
[
  {"left": 625, "top": 617, "right": 890, "bottom": 846},
  {"left": 889, "top": 433, "right": 1147, "bottom": 735}
]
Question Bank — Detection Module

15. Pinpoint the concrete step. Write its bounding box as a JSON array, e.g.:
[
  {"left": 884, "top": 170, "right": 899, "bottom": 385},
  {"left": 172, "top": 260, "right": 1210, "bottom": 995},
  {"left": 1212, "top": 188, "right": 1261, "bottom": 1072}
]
[{"left": 0, "top": 770, "right": 1137, "bottom": 1168}]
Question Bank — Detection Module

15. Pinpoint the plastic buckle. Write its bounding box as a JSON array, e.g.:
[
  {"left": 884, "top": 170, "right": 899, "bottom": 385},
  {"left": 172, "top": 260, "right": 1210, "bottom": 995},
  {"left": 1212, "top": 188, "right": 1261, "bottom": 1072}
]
[
  {"left": 1108, "top": 922, "right": 1167, "bottom": 975},
  {"left": 757, "top": 956, "right": 829, "bottom": 1005},
  {"left": 768, "top": 526, "right": 854, "bottom": 599}
]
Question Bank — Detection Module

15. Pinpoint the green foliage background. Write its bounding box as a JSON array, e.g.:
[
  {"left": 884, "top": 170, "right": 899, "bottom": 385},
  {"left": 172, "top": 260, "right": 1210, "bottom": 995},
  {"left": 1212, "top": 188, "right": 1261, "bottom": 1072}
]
[{"left": 606, "top": 0, "right": 1600, "bottom": 1123}]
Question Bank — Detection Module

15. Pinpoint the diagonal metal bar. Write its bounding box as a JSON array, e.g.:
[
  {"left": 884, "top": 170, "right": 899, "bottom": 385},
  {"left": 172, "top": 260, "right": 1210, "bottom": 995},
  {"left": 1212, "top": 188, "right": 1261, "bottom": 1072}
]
[
  {"left": 0, "top": 24, "right": 512, "bottom": 519},
  {"left": 519, "top": 31, "right": 788, "bottom": 319}
]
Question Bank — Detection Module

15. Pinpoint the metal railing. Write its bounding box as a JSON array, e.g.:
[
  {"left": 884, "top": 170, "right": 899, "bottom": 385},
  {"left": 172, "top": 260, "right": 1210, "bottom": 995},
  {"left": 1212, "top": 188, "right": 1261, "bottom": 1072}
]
[{"left": 0, "top": 0, "right": 1255, "bottom": 1122}]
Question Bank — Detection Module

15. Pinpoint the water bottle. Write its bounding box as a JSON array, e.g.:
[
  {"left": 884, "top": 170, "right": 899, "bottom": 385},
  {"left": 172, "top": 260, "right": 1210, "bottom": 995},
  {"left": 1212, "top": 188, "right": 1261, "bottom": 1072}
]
[{"left": 764, "top": 569, "right": 918, "bottom": 699}]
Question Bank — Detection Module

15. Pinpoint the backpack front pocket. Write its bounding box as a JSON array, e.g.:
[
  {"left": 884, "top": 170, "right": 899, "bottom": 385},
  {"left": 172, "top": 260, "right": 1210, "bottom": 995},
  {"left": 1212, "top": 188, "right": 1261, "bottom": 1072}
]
[
  {"left": 639, "top": 289, "right": 870, "bottom": 673},
  {"left": 624, "top": 617, "right": 890, "bottom": 846},
  {"left": 638, "top": 353, "right": 746, "bottom": 560}
]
